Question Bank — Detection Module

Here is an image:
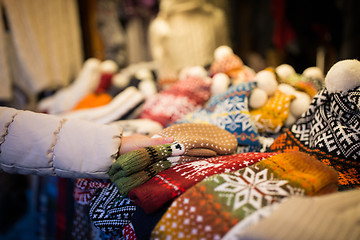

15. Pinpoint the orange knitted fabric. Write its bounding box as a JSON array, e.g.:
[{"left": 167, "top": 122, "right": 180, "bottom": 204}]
[
  {"left": 250, "top": 90, "right": 294, "bottom": 133},
  {"left": 73, "top": 92, "right": 112, "bottom": 110}
]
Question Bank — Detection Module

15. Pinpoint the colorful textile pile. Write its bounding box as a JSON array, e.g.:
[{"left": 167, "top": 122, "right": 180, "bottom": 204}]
[
  {"left": 270, "top": 87, "right": 360, "bottom": 190},
  {"left": 151, "top": 151, "right": 338, "bottom": 240}
]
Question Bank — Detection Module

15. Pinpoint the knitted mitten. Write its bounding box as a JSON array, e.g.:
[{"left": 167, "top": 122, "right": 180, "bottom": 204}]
[
  {"left": 129, "top": 152, "right": 278, "bottom": 214},
  {"left": 151, "top": 151, "right": 338, "bottom": 240},
  {"left": 250, "top": 90, "right": 294, "bottom": 133},
  {"left": 153, "top": 123, "right": 238, "bottom": 159},
  {"left": 89, "top": 183, "right": 136, "bottom": 236},
  {"left": 109, "top": 143, "right": 181, "bottom": 178}
]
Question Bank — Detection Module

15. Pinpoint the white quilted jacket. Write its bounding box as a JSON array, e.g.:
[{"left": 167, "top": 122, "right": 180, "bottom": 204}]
[{"left": 0, "top": 107, "right": 122, "bottom": 178}]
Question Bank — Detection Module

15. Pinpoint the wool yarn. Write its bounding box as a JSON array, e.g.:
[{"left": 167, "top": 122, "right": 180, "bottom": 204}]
[
  {"left": 151, "top": 151, "right": 338, "bottom": 240},
  {"left": 129, "top": 152, "right": 278, "bottom": 214}
]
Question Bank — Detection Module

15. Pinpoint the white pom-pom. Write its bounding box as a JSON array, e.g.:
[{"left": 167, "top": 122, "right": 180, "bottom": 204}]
[
  {"left": 302, "top": 66, "right": 324, "bottom": 80},
  {"left": 255, "top": 70, "right": 278, "bottom": 96},
  {"left": 325, "top": 59, "right": 360, "bottom": 93},
  {"left": 276, "top": 64, "right": 296, "bottom": 80},
  {"left": 139, "top": 80, "right": 157, "bottom": 98},
  {"left": 187, "top": 66, "right": 208, "bottom": 78},
  {"left": 100, "top": 60, "right": 118, "bottom": 74},
  {"left": 278, "top": 83, "right": 297, "bottom": 96},
  {"left": 84, "top": 58, "right": 101, "bottom": 68},
  {"left": 135, "top": 68, "right": 153, "bottom": 81},
  {"left": 249, "top": 88, "right": 268, "bottom": 109},
  {"left": 214, "top": 45, "right": 233, "bottom": 61},
  {"left": 151, "top": 17, "right": 171, "bottom": 37},
  {"left": 290, "top": 91, "right": 311, "bottom": 117},
  {"left": 211, "top": 73, "right": 230, "bottom": 95},
  {"left": 112, "top": 72, "right": 130, "bottom": 88}
]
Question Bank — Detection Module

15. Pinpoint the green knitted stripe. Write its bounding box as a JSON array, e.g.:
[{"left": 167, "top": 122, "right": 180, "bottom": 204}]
[
  {"left": 109, "top": 143, "right": 173, "bottom": 178},
  {"left": 113, "top": 160, "right": 172, "bottom": 195}
]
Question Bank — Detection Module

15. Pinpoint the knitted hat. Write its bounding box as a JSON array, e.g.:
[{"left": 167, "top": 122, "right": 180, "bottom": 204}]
[
  {"left": 224, "top": 189, "right": 360, "bottom": 240},
  {"left": 151, "top": 151, "right": 338, "bottom": 239},
  {"left": 139, "top": 76, "right": 211, "bottom": 127},
  {"left": 210, "top": 53, "right": 244, "bottom": 78},
  {"left": 250, "top": 90, "right": 294, "bottom": 133},
  {"left": 177, "top": 82, "right": 261, "bottom": 147},
  {"left": 89, "top": 183, "right": 136, "bottom": 236},
  {"left": 270, "top": 87, "right": 360, "bottom": 190},
  {"left": 129, "top": 152, "right": 278, "bottom": 214}
]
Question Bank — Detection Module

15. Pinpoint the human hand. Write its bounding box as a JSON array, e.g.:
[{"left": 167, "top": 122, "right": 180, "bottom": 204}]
[{"left": 119, "top": 134, "right": 173, "bottom": 155}]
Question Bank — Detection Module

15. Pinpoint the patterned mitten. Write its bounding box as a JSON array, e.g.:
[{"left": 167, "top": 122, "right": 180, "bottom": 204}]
[
  {"left": 129, "top": 152, "right": 278, "bottom": 214},
  {"left": 250, "top": 90, "right": 294, "bottom": 133},
  {"left": 89, "top": 183, "right": 136, "bottom": 236},
  {"left": 153, "top": 123, "right": 238, "bottom": 159},
  {"left": 151, "top": 151, "right": 338, "bottom": 240},
  {"left": 178, "top": 82, "right": 260, "bottom": 147}
]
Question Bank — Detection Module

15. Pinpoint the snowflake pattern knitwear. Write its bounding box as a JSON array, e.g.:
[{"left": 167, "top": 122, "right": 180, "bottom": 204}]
[
  {"left": 177, "top": 82, "right": 261, "bottom": 147},
  {"left": 151, "top": 151, "right": 338, "bottom": 240},
  {"left": 128, "top": 152, "right": 278, "bottom": 214},
  {"left": 270, "top": 87, "right": 360, "bottom": 190}
]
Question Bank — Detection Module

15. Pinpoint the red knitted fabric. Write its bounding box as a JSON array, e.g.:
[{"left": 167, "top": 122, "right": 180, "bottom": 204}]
[
  {"left": 139, "top": 76, "right": 211, "bottom": 127},
  {"left": 128, "top": 152, "right": 278, "bottom": 214}
]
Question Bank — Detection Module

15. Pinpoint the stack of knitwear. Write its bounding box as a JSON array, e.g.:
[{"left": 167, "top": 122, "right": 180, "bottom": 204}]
[
  {"left": 151, "top": 151, "right": 339, "bottom": 240},
  {"left": 222, "top": 189, "right": 360, "bottom": 240},
  {"left": 250, "top": 90, "right": 294, "bottom": 134},
  {"left": 109, "top": 123, "right": 238, "bottom": 195},
  {"left": 59, "top": 86, "right": 145, "bottom": 124},
  {"left": 128, "top": 152, "right": 278, "bottom": 214},
  {"left": 139, "top": 75, "right": 211, "bottom": 127},
  {"left": 37, "top": 58, "right": 102, "bottom": 114},
  {"left": 177, "top": 82, "right": 261, "bottom": 150},
  {"left": 270, "top": 87, "right": 360, "bottom": 190}
]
